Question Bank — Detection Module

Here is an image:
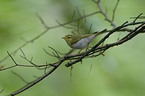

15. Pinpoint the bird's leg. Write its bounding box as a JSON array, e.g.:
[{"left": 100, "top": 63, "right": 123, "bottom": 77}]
[
  {"left": 86, "top": 43, "right": 91, "bottom": 52},
  {"left": 86, "top": 45, "right": 89, "bottom": 52}
]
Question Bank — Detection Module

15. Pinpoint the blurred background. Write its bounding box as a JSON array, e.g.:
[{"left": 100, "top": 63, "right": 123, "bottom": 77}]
[{"left": 0, "top": 0, "right": 145, "bottom": 96}]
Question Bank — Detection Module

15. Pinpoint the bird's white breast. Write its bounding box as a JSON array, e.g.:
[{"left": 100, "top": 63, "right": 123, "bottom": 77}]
[{"left": 72, "top": 34, "right": 96, "bottom": 49}]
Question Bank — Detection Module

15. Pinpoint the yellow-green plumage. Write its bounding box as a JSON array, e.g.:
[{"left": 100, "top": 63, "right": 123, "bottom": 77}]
[{"left": 62, "top": 32, "right": 99, "bottom": 49}]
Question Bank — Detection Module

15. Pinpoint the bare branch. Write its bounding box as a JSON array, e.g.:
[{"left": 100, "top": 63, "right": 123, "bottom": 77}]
[
  {"left": 11, "top": 71, "right": 28, "bottom": 83},
  {"left": 0, "top": 11, "right": 101, "bottom": 64},
  {"left": 2, "top": 0, "right": 145, "bottom": 95},
  {"left": 0, "top": 28, "right": 49, "bottom": 64},
  {"left": 56, "top": 19, "right": 73, "bottom": 29},
  {"left": 93, "top": 0, "right": 116, "bottom": 29},
  {"left": 0, "top": 50, "right": 51, "bottom": 71},
  {"left": 87, "top": 24, "right": 93, "bottom": 34},
  {"left": 133, "top": 13, "right": 143, "bottom": 23},
  {"left": 65, "top": 20, "right": 145, "bottom": 67},
  {"left": 112, "top": 0, "right": 120, "bottom": 21},
  {"left": 8, "top": 18, "right": 145, "bottom": 96},
  {"left": 19, "top": 49, "right": 39, "bottom": 67},
  {"left": 43, "top": 46, "right": 62, "bottom": 59},
  {"left": 8, "top": 58, "right": 66, "bottom": 96},
  {"left": 36, "top": 13, "right": 49, "bottom": 28},
  {"left": 7, "top": 51, "right": 18, "bottom": 66}
]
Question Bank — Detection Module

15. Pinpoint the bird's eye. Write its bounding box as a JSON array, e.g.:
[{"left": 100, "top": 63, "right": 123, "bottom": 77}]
[{"left": 67, "top": 36, "right": 71, "bottom": 38}]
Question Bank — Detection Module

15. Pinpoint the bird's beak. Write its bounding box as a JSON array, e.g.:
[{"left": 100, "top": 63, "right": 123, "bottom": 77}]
[{"left": 62, "top": 37, "right": 65, "bottom": 39}]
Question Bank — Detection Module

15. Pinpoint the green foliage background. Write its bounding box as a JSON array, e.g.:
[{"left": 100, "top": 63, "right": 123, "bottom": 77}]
[{"left": 0, "top": 0, "right": 145, "bottom": 96}]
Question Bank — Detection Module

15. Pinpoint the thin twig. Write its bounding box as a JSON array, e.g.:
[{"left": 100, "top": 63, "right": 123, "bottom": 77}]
[
  {"left": 0, "top": 89, "right": 4, "bottom": 94},
  {"left": 8, "top": 58, "right": 66, "bottom": 96},
  {"left": 8, "top": 19, "right": 145, "bottom": 96},
  {"left": 11, "top": 71, "right": 28, "bottom": 83},
  {"left": 0, "top": 11, "right": 100, "bottom": 64},
  {"left": 93, "top": 0, "right": 116, "bottom": 29},
  {"left": 3, "top": 0, "right": 145, "bottom": 95},
  {"left": 65, "top": 22, "right": 129, "bottom": 67},
  {"left": 112, "top": 0, "right": 120, "bottom": 21},
  {"left": 133, "top": 13, "right": 143, "bottom": 24},
  {"left": 36, "top": 13, "right": 49, "bottom": 28}
]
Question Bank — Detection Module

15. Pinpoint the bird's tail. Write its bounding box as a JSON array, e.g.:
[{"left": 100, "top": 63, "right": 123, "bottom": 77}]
[{"left": 93, "top": 29, "right": 107, "bottom": 37}]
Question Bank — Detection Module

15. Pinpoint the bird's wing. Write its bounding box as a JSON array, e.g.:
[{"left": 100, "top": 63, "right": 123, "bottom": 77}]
[{"left": 71, "top": 35, "right": 82, "bottom": 45}]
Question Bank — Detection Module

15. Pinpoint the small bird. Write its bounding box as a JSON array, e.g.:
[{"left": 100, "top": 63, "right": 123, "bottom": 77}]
[{"left": 62, "top": 32, "right": 100, "bottom": 49}]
